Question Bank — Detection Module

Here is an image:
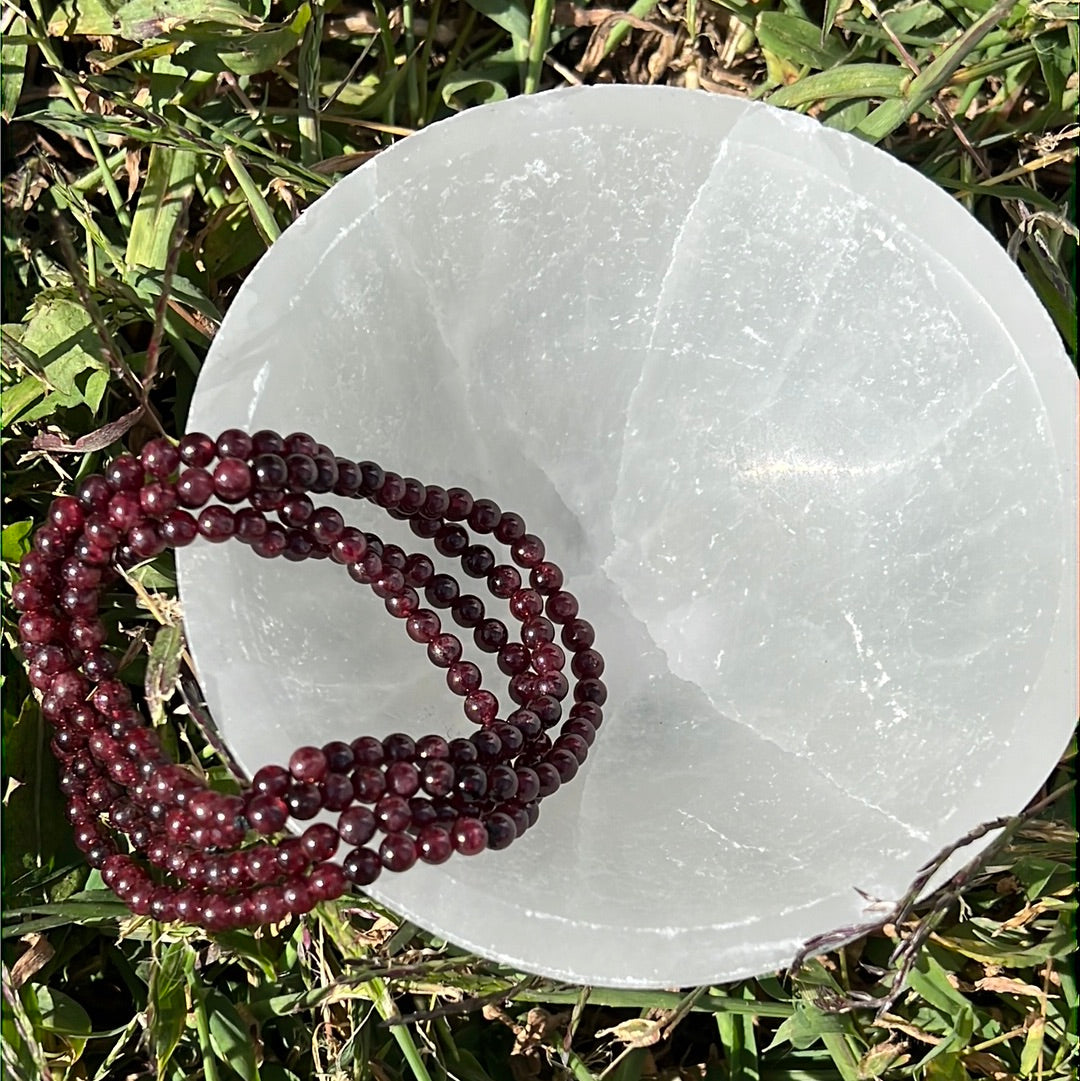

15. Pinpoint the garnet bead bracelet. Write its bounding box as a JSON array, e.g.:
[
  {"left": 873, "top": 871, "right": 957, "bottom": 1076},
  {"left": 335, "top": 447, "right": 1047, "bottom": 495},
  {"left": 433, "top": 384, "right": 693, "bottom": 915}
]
[{"left": 16, "top": 430, "right": 606, "bottom": 931}]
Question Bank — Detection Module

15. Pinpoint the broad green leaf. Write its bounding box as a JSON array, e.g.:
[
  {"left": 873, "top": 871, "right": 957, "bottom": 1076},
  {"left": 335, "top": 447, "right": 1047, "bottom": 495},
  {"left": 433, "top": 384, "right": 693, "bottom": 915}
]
[
  {"left": 1, "top": 17, "right": 27, "bottom": 123},
  {"left": 756, "top": 12, "right": 848, "bottom": 70},
  {"left": 1, "top": 376, "right": 44, "bottom": 429},
  {"left": 716, "top": 1006, "right": 759, "bottom": 1080},
  {"left": 766, "top": 1001, "right": 848, "bottom": 1051},
  {"left": 882, "top": 0, "right": 949, "bottom": 35},
  {"left": 8, "top": 294, "right": 109, "bottom": 425},
  {"left": 145, "top": 625, "right": 183, "bottom": 725},
  {"left": 47, "top": 0, "right": 122, "bottom": 37},
  {"left": 441, "top": 68, "right": 513, "bottom": 110},
  {"left": 923, "top": 1052, "right": 971, "bottom": 1081},
  {"left": 463, "top": 0, "right": 532, "bottom": 46},
  {"left": 114, "top": 0, "right": 259, "bottom": 40},
  {"left": 1, "top": 520, "right": 34, "bottom": 564},
  {"left": 769, "top": 64, "right": 907, "bottom": 107},
  {"left": 178, "top": 3, "right": 311, "bottom": 77},
  {"left": 127, "top": 145, "right": 197, "bottom": 272},
  {"left": 206, "top": 992, "right": 259, "bottom": 1081},
  {"left": 1033, "top": 30, "right": 1073, "bottom": 108},
  {"left": 149, "top": 941, "right": 193, "bottom": 1080},
  {"left": 26, "top": 985, "right": 92, "bottom": 1063}
]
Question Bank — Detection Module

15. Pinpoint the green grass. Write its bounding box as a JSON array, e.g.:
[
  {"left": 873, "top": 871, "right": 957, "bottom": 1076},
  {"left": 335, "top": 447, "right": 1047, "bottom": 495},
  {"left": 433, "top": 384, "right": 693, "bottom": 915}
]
[{"left": 1, "top": 0, "right": 1077, "bottom": 1078}]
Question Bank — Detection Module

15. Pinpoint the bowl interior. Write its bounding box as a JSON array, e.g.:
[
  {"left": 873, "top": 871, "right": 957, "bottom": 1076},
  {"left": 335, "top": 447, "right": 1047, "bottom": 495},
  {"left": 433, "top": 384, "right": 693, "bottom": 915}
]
[{"left": 180, "top": 86, "right": 1077, "bottom": 986}]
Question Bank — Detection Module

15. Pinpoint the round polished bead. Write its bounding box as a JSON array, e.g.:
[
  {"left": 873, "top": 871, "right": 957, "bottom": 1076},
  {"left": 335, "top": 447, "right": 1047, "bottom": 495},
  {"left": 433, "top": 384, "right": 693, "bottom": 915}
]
[
  {"left": 571, "top": 649, "right": 605, "bottom": 679},
  {"left": 212, "top": 458, "right": 253, "bottom": 503},
  {"left": 528, "top": 694, "right": 561, "bottom": 728},
  {"left": 454, "top": 765, "right": 488, "bottom": 801},
  {"left": 252, "top": 764, "right": 290, "bottom": 798},
  {"left": 197, "top": 506, "right": 234, "bottom": 542},
  {"left": 179, "top": 432, "right": 216, "bottom": 467},
  {"left": 49, "top": 496, "right": 86, "bottom": 533},
  {"left": 444, "top": 487, "right": 473, "bottom": 521},
  {"left": 252, "top": 887, "right": 288, "bottom": 924},
  {"left": 140, "top": 439, "right": 181, "bottom": 480},
  {"left": 508, "top": 673, "right": 538, "bottom": 706},
  {"left": 514, "top": 767, "right": 541, "bottom": 803},
  {"left": 285, "top": 783, "right": 322, "bottom": 820},
  {"left": 451, "top": 595, "right": 485, "bottom": 629},
  {"left": 176, "top": 469, "right": 214, "bottom": 508},
  {"left": 375, "top": 471, "right": 405, "bottom": 508},
  {"left": 447, "top": 661, "right": 482, "bottom": 696},
  {"left": 487, "top": 565, "right": 522, "bottom": 599},
  {"left": 406, "top": 610, "right": 441, "bottom": 643},
  {"left": 546, "top": 591, "right": 580, "bottom": 623},
  {"left": 309, "top": 507, "right": 345, "bottom": 544},
  {"left": 427, "top": 634, "right": 462, "bottom": 668},
  {"left": 461, "top": 545, "right": 495, "bottom": 579},
  {"left": 139, "top": 483, "right": 178, "bottom": 518},
  {"left": 289, "top": 746, "right": 328, "bottom": 783},
  {"left": 343, "top": 846, "right": 382, "bottom": 885},
  {"left": 300, "top": 822, "right": 339, "bottom": 861},
  {"left": 382, "top": 732, "right": 416, "bottom": 763},
  {"left": 485, "top": 812, "right": 516, "bottom": 851},
  {"left": 350, "top": 736, "right": 384, "bottom": 767},
  {"left": 494, "top": 512, "right": 526, "bottom": 543},
  {"left": 533, "top": 642, "right": 566, "bottom": 675},
  {"left": 452, "top": 817, "right": 487, "bottom": 855},
  {"left": 398, "top": 477, "right": 426, "bottom": 515},
  {"left": 467, "top": 499, "right": 500, "bottom": 533},
  {"left": 529, "top": 562, "right": 563, "bottom": 594},
  {"left": 338, "top": 805, "right": 377, "bottom": 846},
  {"left": 320, "top": 772, "right": 354, "bottom": 811},
  {"left": 521, "top": 617, "right": 555, "bottom": 648},
  {"left": 331, "top": 527, "right": 368, "bottom": 564},
  {"left": 282, "top": 880, "right": 314, "bottom": 915},
  {"left": 534, "top": 761, "right": 562, "bottom": 797},
  {"left": 555, "top": 733, "right": 590, "bottom": 765},
  {"left": 233, "top": 508, "right": 268, "bottom": 544},
  {"left": 253, "top": 453, "right": 288, "bottom": 490},
  {"left": 463, "top": 690, "right": 498, "bottom": 725},
  {"left": 575, "top": 678, "right": 607, "bottom": 706},
  {"left": 76, "top": 475, "right": 113, "bottom": 513},
  {"left": 563, "top": 716, "right": 597, "bottom": 746},
  {"left": 417, "top": 825, "right": 453, "bottom": 864},
  {"left": 375, "top": 795, "right": 412, "bottom": 833},
  {"left": 420, "top": 486, "right": 451, "bottom": 519},
  {"left": 285, "top": 454, "right": 318, "bottom": 491},
  {"left": 252, "top": 524, "right": 289, "bottom": 558},
  {"left": 321, "top": 740, "right": 354, "bottom": 773},
  {"left": 246, "top": 794, "right": 288, "bottom": 834},
  {"left": 352, "top": 767, "right": 386, "bottom": 804},
  {"left": 487, "top": 764, "right": 519, "bottom": 801},
  {"left": 511, "top": 534, "right": 545, "bottom": 568},
  {"left": 416, "top": 734, "right": 450, "bottom": 760},
  {"left": 509, "top": 589, "right": 544, "bottom": 621},
  {"left": 333, "top": 459, "right": 362, "bottom": 497},
  {"left": 420, "top": 760, "right": 455, "bottom": 798},
  {"left": 309, "top": 862, "right": 347, "bottom": 902},
  {"left": 277, "top": 837, "right": 310, "bottom": 876},
  {"left": 380, "top": 832, "right": 417, "bottom": 872},
  {"left": 106, "top": 455, "right": 145, "bottom": 493},
  {"left": 160, "top": 509, "right": 198, "bottom": 546},
  {"left": 386, "top": 761, "right": 420, "bottom": 798},
  {"left": 434, "top": 525, "right": 469, "bottom": 558},
  {"left": 425, "top": 574, "right": 459, "bottom": 609},
  {"left": 250, "top": 430, "right": 284, "bottom": 455},
  {"left": 561, "top": 618, "right": 595, "bottom": 651},
  {"left": 216, "top": 428, "right": 253, "bottom": 461},
  {"left": 497, "top": 643, "right": 531, "bottom": 676}
]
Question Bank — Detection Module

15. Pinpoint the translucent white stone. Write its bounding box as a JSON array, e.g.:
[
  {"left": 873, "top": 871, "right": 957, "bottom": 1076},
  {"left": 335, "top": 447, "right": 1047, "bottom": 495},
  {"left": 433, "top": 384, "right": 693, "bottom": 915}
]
[{"left": 179, "top": 86, "right": 1078, "bottom": 987}]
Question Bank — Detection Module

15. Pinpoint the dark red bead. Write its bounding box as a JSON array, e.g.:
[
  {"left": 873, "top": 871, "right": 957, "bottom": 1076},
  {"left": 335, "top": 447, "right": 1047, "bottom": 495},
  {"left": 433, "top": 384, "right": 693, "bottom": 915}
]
[
  {"left": 420, "top": 486, "right": 451, "bottom": 519},
  {"left": 487, "top": 764, "right": 518, "bottom": 801},
  {"left": 252, "top": 764, "right": 290, "bottom": 798},
  {"left": 289, "top": 746, "right": 328, "bottom": 783},
  {"left": 139, "top": 483, "right": 178, "bottom": 517},
  {"left": 285, "top": 783, "right": 322, "bottom": 820},
  {"left": 179, "top": 432, "right": 216, "bottom": 467},
  {"left": 467, "top": 499, "right": 500, "bottom": 533},
  {"left": 546, "top": 591, "right": 580, "bottom": 623},
  {"left": 416, "top": 734, "right": 450, "bottom": 759},
  {"left": 451, "top": 595, "right": 485, "bottom": 628},
  {"left": 406, "top": 610, "right": 441, "bottom": 643},
  {"left": 420, "top": 760, "right": 455, "bottom": 798},
  {"left": 485, "top": 812, "right": 516, "bottom": 850},
  {"left": 529, "top": 562, "right": 563, "bottom": 594},
  {"left": 247, "top": 794, "right": 288, "bottom": 834},
  {"left": 447, "top": 661, "right": 482, "bottom": 696},
  {"left": 452, "top": 817, "right": 487, "bottom": 855},
  {"left": 386, "top": 761, "right": 420, "bottom": 798},
  {"left": 350, "top": 736, "right": 384, "bottom": 767},
  {"left": 380, "top": 832, "right": 417, "bottom": 872},
  {"left": 309, "top": 862, "right": 347, "bottom": 902},
  {"left": 300, "top": 822, "right": 339, "bottom": 861},
  {"left": 535, "top": 761, "right": 562, "bottom": 797},
  {"left": 106, "top": 455, "right": 144, "bottom": 492},
  {"left": 463, "top": 690, "right": 498, "bottom": 725},
  {"left": 382, "top": 732, "right": 416, "bottom": 763},
  {"left": 488, "top": 565, "right": 522, "bottom": 599},
  {"left": 424, "top": 574, "right": 459, "bottom": 609},
  {"left": 176, "top": 468, "right": 214, "bottom": 508},
  {"left": 575, "top": 678, "right": 607, "bottom": 706},
  {"left": 160, "top": 509, "right": 198, "bottom": 546},
  {"left": 212, "top": 458, "right": 253, "bottom": 503},
  {"left": 497, "top": 643, "right": 531, "bottom": 676},
  {"left": 333, "top": 459, "right": 362, "bottom": 497},
  {"left": 561, "top": 619, "right": 595, "bottom": 651},
  {"left": 444, "top": 487, "right": 473, "bottom": 521},
  {"left": 49, "top": 496, "right": 86, "bottom": 533},
  {"left": 417, "top": 825, "right": 453, "bottom": 864},
  {"left": 427, "top": 634, "right": 462, "bottom": 668},
  {"left": 375, "top": 795, "right": 412, "bottom": 833},
  {"left": 352, "top": 766, "right": 386, "bottom": 803},
  {"left": 509, "top": 589, "right": 544, "bottom": 621},
  {"left": 547, "top": 748, "right": 579, "bottom": 782},
  {"left": 338, "top": 805, "right": 377, "bottom": 846},
  {"left": 76, "top": 475, "right": 113, "bottom": 514},
  {"left": 140, "top": 438, "right": 181, "bottom": 478},
  {"left": 216, "top": 428, "right": 253, "bottom": 461},
  {"left": 563, "top": 717, "right": 597, "bottom": 746},
  {"left": 277, "top": 837, "right": 310, "bottom": 876},
  {"left": 128, "top": 523, "right": 166, "bottom": 559},
  {"left": 342, "top": 846, "right": 381, "bottom": 886},
  {"left": 454, "top": 765, "right": 488, "bottom": 801},
  {"left": 320, "top": 772, "right": 354, "bottom": 811}
]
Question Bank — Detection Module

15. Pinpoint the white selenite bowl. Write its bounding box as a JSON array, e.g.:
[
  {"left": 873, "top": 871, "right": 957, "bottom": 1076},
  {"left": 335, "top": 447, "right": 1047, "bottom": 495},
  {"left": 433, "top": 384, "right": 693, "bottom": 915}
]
[{"left": 179, "top": 85, "right": 1078, "bottom": 988}]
